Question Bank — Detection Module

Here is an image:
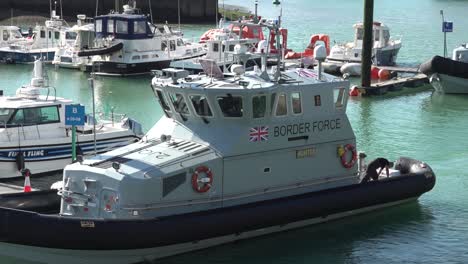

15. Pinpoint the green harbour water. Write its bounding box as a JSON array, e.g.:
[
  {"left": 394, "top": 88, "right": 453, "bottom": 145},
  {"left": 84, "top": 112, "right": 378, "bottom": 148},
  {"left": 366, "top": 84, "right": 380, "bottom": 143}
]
[{"left": 1, "top": 0, "right": 468, "bottom": 263}]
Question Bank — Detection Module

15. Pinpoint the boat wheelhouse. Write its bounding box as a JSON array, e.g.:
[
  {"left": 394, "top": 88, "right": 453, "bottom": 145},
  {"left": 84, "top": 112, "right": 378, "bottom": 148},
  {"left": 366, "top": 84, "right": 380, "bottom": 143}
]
[
  {"left": 78, "top": 2, "right": 206, "bottom": 76},
  {"left": 0, "top": 60, "right": 143, "bottom": 178},
  {"left": 327, "top": 21, "right": 401, "bottom": 66},
  {"left": 0, "top": 26, "right": 24, "bottom": 48}
]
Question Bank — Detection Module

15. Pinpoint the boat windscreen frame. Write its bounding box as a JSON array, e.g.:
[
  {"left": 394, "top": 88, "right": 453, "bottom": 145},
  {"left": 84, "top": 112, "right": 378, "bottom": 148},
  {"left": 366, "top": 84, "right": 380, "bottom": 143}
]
[{"left": 95, "top": 15, "right": 153, "bottom": 40}]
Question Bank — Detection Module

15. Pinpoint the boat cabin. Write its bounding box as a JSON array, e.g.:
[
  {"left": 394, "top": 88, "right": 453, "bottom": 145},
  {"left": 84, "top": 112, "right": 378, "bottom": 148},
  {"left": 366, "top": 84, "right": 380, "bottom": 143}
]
[
  {"left": 0, "top": 26, "right": 23, "bottom": 47},
  {"left": 0, "top": 91, "right": 73, "bottom": 142},
  {"left": 353, "top": 21, "right": 392, "bottom": 49},
  {"left": 94, "top": 12, "right": 153, "bottom": 40}
]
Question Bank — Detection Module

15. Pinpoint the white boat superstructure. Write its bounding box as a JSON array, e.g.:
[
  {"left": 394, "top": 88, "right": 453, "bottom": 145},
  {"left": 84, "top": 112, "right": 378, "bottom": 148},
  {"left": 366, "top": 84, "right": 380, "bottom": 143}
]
[
  {"left": 170, "top": 24, "right": 263, "bottom": 72},
  {"left": 0, "top": 11, "right": 68, "bottom": 63},
  {"left": 0, "top": 26, "right": 24, "bottom": 48},
  {"left": 328, "top": 21, "right": 402, "bottom": 66},
  {"left": 79, "top": 2, "right": 206, "bottom": 76},
  {"left": 53, "top": 15, "right": 95, "bottom": 69},
  {"left": 0, "top": 60, "right": 143, "bottom": 178}
]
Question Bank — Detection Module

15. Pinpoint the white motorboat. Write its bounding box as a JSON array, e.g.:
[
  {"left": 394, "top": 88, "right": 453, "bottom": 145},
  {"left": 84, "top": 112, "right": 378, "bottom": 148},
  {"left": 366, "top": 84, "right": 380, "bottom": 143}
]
[
  {"left": 52, "top": 15, "right": 94, "bottom": 69},
  {"left": 78, "top": 1, "right": 206, "bottom": 76},
  {"left": 421, "top": 44, "right": 468, "bottom": 94},
  {"left": 0, "top": 26, "right": 24, "bottom": 48},
  {"left": 0, "top": 60, "right": 143, "bottom": 178},
  {"left": 0, "top": 10, "right": 68, "bottom": 63},
  {"left": 328, "top": 21, "right": 402, "bottom": 66}
]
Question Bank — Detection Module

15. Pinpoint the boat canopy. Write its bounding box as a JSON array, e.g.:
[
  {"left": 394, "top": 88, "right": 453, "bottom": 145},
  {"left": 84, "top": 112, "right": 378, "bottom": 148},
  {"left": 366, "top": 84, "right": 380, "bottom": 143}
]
[{"left": 94, "top": 14, "right": 153, "bottom": 40}]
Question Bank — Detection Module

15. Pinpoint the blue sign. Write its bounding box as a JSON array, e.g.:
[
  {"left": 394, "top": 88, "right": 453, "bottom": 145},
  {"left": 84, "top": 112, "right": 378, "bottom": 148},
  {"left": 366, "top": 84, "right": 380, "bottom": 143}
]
[
  {"left": 443, "top": 21, "right": 453, "bottom": 32},
  {"left": 65, "top": 104, "right": 85, "bottom": 126}
]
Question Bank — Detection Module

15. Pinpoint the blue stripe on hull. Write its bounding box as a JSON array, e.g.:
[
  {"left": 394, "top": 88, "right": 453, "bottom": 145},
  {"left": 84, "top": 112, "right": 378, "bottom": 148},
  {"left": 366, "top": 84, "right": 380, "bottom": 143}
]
[{"left": 0, "top": 137, "right": 137, "bottom": 162}]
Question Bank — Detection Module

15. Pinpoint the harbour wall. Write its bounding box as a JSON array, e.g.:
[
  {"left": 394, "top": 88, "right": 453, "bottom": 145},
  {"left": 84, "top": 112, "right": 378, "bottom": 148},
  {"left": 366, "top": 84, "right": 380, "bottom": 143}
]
[{"left": 1, "top": 0, "right": 218, "bottom": 24}]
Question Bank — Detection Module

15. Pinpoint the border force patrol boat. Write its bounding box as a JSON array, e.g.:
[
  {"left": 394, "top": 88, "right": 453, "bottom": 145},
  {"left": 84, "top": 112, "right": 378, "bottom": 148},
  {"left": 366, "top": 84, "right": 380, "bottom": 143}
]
[
  {"left": 0, "top": 20, "right": 435, "bottom": 264},
  {"left": 0, "top": 60, "right": 143, "bottom": 178}
]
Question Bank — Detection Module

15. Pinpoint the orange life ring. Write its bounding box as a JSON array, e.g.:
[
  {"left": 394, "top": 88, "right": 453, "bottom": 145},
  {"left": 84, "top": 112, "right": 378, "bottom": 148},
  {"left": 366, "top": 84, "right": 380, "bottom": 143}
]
[
  {"left": 191, "top": 166, "right": 213, "bottom": 193},
  {"left": 341, "top": 144, "right": 357, "bottom": 169}
]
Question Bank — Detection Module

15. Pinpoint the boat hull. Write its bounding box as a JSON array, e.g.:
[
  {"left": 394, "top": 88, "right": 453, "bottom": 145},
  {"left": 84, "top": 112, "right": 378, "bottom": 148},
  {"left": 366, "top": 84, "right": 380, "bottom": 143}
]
[
  {"left": 327, "top": 45, "right": 400, "bottom": 66},
  {"left": 0, "top": 49, "right": 55, "bottom": 63},
  {"left": 0, "top": 169, "right": 435, "bottom": 264},
  {"left": 91, "top": 54, "right": 205, "bottom": 76},
  {"left": 0, "top": 135, "right": 139, "bottom": 178},
  {"left": 430, "top": 73, "right": 468, "bottom": 94},
  {"left": 420, "top": 56, "right": 468, "bottom": 93}
]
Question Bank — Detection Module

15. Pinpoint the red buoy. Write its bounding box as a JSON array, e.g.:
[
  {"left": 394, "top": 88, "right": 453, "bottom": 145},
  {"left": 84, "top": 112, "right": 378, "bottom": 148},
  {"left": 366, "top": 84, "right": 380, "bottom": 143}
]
[
  {"left": 349, "top": 86, "right": 360, "bottom": 96},
  {"left": 378, "top": 69, "right": 391, "bottom": 80},
  {"left": 371, "top": 66, "right": 380, "bottom": 79}
]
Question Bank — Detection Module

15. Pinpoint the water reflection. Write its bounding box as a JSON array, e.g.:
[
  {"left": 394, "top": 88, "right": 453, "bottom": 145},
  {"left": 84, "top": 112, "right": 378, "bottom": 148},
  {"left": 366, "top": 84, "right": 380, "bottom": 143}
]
[{"left": 159, "top": 202, "right": 433, "bottom": 264}]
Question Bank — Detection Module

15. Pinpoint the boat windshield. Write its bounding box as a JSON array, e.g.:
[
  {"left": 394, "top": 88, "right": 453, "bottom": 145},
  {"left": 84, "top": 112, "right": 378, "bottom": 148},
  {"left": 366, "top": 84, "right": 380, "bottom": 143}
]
[{"left": 0, "top": 108, "right": 14, "bottom": 125}]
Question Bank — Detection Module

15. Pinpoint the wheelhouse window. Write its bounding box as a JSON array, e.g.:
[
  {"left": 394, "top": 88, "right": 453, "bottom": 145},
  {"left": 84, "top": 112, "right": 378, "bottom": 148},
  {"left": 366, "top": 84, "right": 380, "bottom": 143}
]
[
  {"left": 169, "top": 93, "right": 190, "bottom": 115},
  {"left": 334, "top": 88, "right": 346, "bottom": 109},
  {"left": 252, "top": 95, "right": 266, "bottom": 118},
  {"left": 190, "top": 95, "right": 213, "bottom": 117},
  {"left": 134, "top": 21, "right": 147, "bottom": 34},
  {"left": 270, "top": 93, "right": 276, "bottom": 114},
  {"left": 49, "top": 31, "right": 52, "bottom": 39},
  {"left": 40, "top": 30, "right": 46, "bottom": 38},
  {"left": 229, "top": 45, "right": 235, "bottom": 52},
  {"left": 2, "top": 30, "right": 9, "bottom": 41},
  {"left": 291, "top": 92, "right": 302, "bottom": 114},
  {"left": 356, "top": 28, "right": 363, "bottom": 40},
  {"left": 116, "top": 20, "right": 128, "bottom": 34},
  {"left": 177, "top": 39, "right": 184, "bottom": 46},
  {"left": 54, "top": 31, "right": 60, "bottom": 39},
  {"left": 314, "top": 95, "right": 321, "bottom": 106},
  {"left": 217, "top": 95, "right": 243, "bottom": 117},
  {"left": 95, "top": 19, "right": 103, "bottom": 33},
  {"left": 213, "top": 43, "right": 219, "bottom": 52},
  {"left": 161, "top": 40, "right": 167, "bottom": 50},
  {"left": 0, "top": 108, "right": 14, "bottom": 125},
  {"left": 275, "top": 93, "right": 287, "bottom": 116},
  {"left": 373, "top": 29, "right": 380, "bottom": 41},
  {"left": 65, "top": 31, "right": 77, "bottom": 40},
  {"left": 170, "top": 40, "right": 176, "bottom": 51},
  {"left": 8, "top": 106, "right": 60, "bottom": 126},
  {"left": 155, "top": 90, "right": 172, "bottom": 117},
  {"left": 107, "top": 19, "right": 114, "bottom": 34}
]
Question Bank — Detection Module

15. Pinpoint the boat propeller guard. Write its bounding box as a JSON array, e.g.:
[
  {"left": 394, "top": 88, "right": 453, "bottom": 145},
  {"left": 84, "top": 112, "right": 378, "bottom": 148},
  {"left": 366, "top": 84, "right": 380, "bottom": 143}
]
[
  {"left": 191, "top": 166, "right": 213, "bottom": 193},
  {"left": 340, "top": 144, "right": 357, "bottom": 169}
]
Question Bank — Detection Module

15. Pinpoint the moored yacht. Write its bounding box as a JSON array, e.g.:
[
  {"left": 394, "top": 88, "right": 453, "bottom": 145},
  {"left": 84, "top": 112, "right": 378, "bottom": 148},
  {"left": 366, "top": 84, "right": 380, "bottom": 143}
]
[
  {"left": 0, "top": 60, "right": 143, "bottom": 179},
  {"left": 420, "top": 44, "right": 468, "bottom": 94},
  {"left": 0, "top": 19, "right": 435, "bottom": 264},
  {"left": 78, "top": 1, "right": 206, "bottom": 76},
  {"left": 52, "top": 15, "right": 95, "bottom": 69},
  {"left": 0, "top": 11, "right": 68, "bottom": 63},
  {"left": 327, "top": 21, "right": 401, "bottom": 66}
]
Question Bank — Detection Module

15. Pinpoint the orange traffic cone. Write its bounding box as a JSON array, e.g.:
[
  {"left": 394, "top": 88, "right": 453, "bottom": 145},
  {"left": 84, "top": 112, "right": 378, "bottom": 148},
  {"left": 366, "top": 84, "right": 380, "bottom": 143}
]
[{"left": 23, "top": 169, "right": 32, "bottom": 193}]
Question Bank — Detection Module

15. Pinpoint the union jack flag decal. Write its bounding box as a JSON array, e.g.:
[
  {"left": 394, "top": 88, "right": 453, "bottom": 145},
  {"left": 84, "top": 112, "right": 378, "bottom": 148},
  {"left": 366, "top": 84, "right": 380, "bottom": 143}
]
[
  {"left": 296, "top": 68, "right": 318, "bottom": 78},
  {"left": 249, "top": 126, "right": 269, "bottom": 142}
]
